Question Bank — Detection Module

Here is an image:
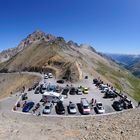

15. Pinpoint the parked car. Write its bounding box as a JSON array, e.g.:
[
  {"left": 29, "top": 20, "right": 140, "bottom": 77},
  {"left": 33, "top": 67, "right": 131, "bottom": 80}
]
[
  {"left": 68, "top": 102, "right": 77, "bottom": 114},
  {"left": 83, "top": 87, "right": 89, "bottom": 94},
  {"left": 34, "top": 87, "right": 40, "bottom": 94},
  {"left": 55, "top": 101, "right": 65, "bottom": 114},
  {"left": 76, "top": 87, "right": 83, "bottom": 95},
  {"left": 101, "top": 87, "right": 109, "bottom": 93},
  {"left": 48, "top": 73, "right": 53, "bottom": 78},
  {"left": 112, "top": 101, "right": 123, "bottom": 111},
  {"left": 21, "top": 93, "right": 28, "bottom": 100},
  {"left": 119, "top": 99, "right": 133, "bottom": 109},
  {"left": 104, "top": 91, "right": 117, "bottom": 98},
  {"left": 43, "top": 102, "right": 53, "bottom": 114},
  {"left": 85, "top": 76, "right": 88, "bottom": 79},
  {"left": 93, "top": 79, "right": 98, "bottom": 84},
  {"left": 57, "top": 80, "right": 64, "bottom": 84},
  {"left": 62, "top": 88, "right": 69, "bottom": 96},
  {"left": 95, "top": 102, "right": 105, "bottom": 114},
  {"left": 55, "top": 86, "right": 62, "bottom": 93},
  {"left": 40, "top": 86, "right": 47, "bottom": 94},
  {"left": 22, "top": 102, "right": 34, "bottom": 112},
  {"left": 99, "top": 84, "right": 108, "bottom": 90},
  {"left": 69, "top": 87, "right": 76, "bottom": 95},
  {"left": 95, "top": 81, "right": 102, "bottom": 87},
  {"left": 81, "top": 98, "right": 91, "bottom": 115},
  {"left": 44, "top": 74, "right": 48, "bottom": 79}
]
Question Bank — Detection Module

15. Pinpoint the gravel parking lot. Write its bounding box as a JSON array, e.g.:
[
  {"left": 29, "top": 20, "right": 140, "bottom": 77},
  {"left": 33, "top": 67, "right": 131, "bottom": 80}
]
[{"left": 14, "top": 74, "right": 128, "bottom": 116}]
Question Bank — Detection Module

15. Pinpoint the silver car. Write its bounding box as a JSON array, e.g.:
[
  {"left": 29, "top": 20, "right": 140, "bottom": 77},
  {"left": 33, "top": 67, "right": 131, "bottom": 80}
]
[
  {"left": 68, "top": 102, "right": 77, "bottom": 114},
  {"left": 77, "top": 88, "right": 83, "bottom": 95},
  {"left": 43, "top": 103, "right": 53, "bottom": 114},
  {"left": 96, "top": 102, "right": 105, "bottom": 114}
]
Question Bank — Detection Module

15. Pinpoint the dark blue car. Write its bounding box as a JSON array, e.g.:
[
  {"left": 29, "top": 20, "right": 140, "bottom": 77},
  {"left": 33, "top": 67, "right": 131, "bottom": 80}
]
[{"left": 22, "top": 102, "right": 34, "bottom": 112}]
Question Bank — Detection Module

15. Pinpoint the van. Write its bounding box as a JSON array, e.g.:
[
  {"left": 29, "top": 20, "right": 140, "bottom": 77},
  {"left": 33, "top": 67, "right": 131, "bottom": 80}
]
[
  {"left": 80, "top": 98, "right": 91, "bottom": 115},
  {"left": 42, "top": 92, "right": 64, "bottom": 103}
]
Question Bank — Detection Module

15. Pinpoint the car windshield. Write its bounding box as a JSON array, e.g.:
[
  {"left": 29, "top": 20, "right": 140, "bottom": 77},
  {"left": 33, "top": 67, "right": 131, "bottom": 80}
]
[
  {"left": 98, "top": 103, "right": 102, "bottom": 106},
  {"left": 78, "top": 89, "right": 82, "bottom": 92},
  {"left": 97, "top": 103, "right": 103, "bottom": 109},
  {"left": 70, "top": 106, "right": 75, "bottom": 109},
  {"left": 84, "top": 88, "right": 88, "bottom": 91},
  {"left": 45, "top": 106, "right": 50, "bottom": 109},
  {"left": 117, "top": 103, "right": 121, "bottom": 107},
  {"left": 98, "top": 106, "right": 103, "bottom": 109},
  {"left": 71, "top": 88, "right": 75, "bottom": 91},
  {"left": 83, "top": 105, "right": 89, "bottom": 109},
  {"left": 70, "top": 104, "right": 75, "bottom": 109}
]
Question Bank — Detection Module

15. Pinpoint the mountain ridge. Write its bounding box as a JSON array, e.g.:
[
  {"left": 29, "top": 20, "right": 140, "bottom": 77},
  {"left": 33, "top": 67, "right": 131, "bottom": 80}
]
[
  {"left": 0, "top": 30, "right": 56, "bottom": 63},
  {"left": 0, "top": 31, "right": 140, "bottom": 101}
]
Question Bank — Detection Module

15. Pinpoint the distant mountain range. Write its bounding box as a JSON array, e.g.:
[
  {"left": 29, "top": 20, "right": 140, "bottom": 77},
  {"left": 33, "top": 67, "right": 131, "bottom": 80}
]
[
  {"left": 106, "top": 54, "right": 140, "bottom": 78},
  {"left": 0, "top": 30, "right": 140, "bottom": 100}
]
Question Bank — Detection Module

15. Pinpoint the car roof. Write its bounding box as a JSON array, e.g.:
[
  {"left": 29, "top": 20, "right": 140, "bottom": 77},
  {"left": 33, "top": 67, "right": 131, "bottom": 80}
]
[
  {"left": 81, "top": 98, "right": 89, "bottom": 106},
  {"left": 26, "top": 102, "right": 34, "bottom": 105},
  {"left": 43, "top": 92, "right": 60, "bottom": 97},
  {"left": 70, "top": 103, "right": 75, "bottom": 107}
]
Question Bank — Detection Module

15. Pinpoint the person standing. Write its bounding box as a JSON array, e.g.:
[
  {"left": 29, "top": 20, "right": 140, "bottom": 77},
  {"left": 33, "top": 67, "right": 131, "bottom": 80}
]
[{"left": 138, "top": 101, "right": 140, "bottom": 107}]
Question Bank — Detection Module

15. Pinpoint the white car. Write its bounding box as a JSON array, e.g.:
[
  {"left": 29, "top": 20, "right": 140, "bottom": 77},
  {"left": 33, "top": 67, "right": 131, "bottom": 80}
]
[
  {"left": 44, "top": 74, "right": 48, "bottom": 79},
  {"left": 43, "top": 103, "right": 53, "bottom": 114},
  {"left": 77, "top": 88, "right": 83, "bottom": 95},
  {"left": 40, "top": 84, "right": 47, "bottom": 93},
  {"left": 96, "top": 102, "right": 105, "bottom": 114},
  {"left": 48, "top": 73, "right": 53, "bottom": 78},
  {"left": 101, "top": 87, "right": 109, "bottom": 93},
  {"left": 68, "top": 102, "right": 77, "bottom": 114}
]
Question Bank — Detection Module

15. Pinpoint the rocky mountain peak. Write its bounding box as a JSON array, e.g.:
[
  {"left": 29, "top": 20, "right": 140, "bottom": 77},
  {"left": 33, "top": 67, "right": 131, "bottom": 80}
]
[
  {"left": 80, "top": 44, "right": 96, "bottom": 52},
  {"left": 67, "top": 40, "right": 79, "bottom": 47},
  {"left": 17, "top": 30, "right": 50, "bottom": 49}
]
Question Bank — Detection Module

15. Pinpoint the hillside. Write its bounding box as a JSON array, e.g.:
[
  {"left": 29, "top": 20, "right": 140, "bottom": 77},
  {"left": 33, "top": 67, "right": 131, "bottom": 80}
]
[
  {"left": 0, "top": 30, "right": 55, "bottom": 63},
  {"left": 0, "top": 73, "right": 41, "bottom": 99},
  {"left": 0, "top": 31, "right": 140, "bottom": 101}
]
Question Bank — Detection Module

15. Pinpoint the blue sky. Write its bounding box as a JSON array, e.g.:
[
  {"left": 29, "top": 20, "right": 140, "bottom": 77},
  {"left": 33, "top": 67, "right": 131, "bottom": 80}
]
[{"left": 0, "top": 0, "right": 140, "bottom": 54}]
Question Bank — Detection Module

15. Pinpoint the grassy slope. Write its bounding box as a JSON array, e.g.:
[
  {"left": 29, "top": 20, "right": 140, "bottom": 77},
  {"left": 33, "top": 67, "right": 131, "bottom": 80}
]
[
  {"left": 96, "top": 62, "right": 140, "bottom": 101},
  {"left": 0, "top": 73, "right": 41, "bottom": 99}
]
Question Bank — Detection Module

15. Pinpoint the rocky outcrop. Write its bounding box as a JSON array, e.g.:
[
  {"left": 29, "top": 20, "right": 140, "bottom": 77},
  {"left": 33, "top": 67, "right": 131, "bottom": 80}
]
[{"left": 0, "top": 30, "right": 55, "bottom": 63}]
